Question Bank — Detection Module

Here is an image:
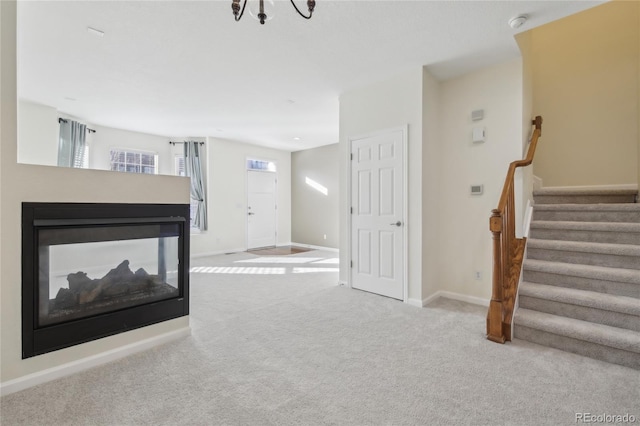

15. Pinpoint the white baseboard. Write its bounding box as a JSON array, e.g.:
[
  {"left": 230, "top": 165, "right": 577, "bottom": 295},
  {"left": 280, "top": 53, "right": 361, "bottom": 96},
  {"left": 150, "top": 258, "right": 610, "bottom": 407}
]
[
  {"left": 190, "top": 248, "right": 246, "bottom": 259},
  {"left": 407, "top": 291, "right": 489, "bottom": 308},
  {"left": 0, "top": 327, "right": 191, "bottom": 396},
  {"left": 419, "top": 291, "right": 489, "bottom": 307},
  {"left": 541, "top": 183, "right": 638, "bottom": 191},
  {"left": 406, "top": 298, "right": 427, "bottom": 308},
  {"left": 533, "top": 175, "right": 543, "bottom": 191},
  {"left": 523, "top": 199, "right": 534, "bottom": 238},
  {"left": 290, "top": 242, "right": 339, "bottom": 253}
]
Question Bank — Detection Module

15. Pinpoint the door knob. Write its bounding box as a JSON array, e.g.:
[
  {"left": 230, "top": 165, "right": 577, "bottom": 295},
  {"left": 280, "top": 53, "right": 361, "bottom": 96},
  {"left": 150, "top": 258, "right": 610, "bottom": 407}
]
[{"left": 390, "top": 221, "right": 402, "bottom": 227}]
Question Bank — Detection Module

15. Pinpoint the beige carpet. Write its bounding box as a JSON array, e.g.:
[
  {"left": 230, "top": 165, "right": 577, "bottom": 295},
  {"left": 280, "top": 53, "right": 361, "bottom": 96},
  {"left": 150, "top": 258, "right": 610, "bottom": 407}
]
[
  {"left": 247, "top": 245, "right": 313, "bottom": 256},
  {"left": 1, "top": 250, "right": 639, "bottom": 425}
]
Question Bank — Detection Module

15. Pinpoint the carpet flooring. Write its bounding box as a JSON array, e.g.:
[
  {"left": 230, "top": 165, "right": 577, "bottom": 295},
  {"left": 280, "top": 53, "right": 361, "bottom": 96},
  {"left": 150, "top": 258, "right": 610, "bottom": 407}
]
[
  {"left": 246, "top": 246, "right": 313, "bottom": 256},
  {"left": 1, "top": 250, "right": 639, "bottom": 425}
]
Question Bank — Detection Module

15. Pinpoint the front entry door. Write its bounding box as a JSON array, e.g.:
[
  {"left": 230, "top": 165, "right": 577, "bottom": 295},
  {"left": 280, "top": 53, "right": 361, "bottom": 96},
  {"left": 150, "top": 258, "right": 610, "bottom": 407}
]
[
  {"left": 351, "top": 129, "right": 405, "bottom": 300},
  {"left": 247, "top": 170, "right": 277, "bottom": 250}
]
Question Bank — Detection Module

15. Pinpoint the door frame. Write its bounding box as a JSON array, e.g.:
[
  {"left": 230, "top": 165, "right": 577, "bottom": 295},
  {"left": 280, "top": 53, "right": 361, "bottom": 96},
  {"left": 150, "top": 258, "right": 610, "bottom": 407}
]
[
  {"left": 246, "top": 159, "right": 278, "bottom": 250},
  {"left": 346, "top": 125, "right": 409, "bottom": 303}
]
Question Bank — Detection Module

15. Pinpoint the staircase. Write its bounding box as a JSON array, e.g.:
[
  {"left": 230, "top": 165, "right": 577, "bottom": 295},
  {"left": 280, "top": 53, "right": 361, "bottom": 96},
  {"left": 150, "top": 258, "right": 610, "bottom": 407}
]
[{"left": 513, "top": 188, "right": 640, "bottom": 369}]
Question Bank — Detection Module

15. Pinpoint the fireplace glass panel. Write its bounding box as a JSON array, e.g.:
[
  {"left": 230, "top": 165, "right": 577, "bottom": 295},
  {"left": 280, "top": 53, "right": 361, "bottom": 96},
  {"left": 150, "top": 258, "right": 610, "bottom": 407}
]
[{"left": 38, "top": 224, "right": 180, "bottom": 327}]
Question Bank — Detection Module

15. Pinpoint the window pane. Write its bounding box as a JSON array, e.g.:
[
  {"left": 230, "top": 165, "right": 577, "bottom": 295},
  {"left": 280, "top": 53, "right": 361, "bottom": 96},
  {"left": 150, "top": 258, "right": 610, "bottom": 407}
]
[{"left": 110, "top": 149, "right": 156, "bottom": 175}]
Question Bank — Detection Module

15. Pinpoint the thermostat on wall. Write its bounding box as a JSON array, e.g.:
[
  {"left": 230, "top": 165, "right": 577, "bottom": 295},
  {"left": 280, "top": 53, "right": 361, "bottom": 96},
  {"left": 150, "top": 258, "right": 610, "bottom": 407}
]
[
  {"left": 471, "top": 109, "right": 484, "bottom": 121},
  {"left": 470, "top": 185, "right": 484, "bottom": 195}
]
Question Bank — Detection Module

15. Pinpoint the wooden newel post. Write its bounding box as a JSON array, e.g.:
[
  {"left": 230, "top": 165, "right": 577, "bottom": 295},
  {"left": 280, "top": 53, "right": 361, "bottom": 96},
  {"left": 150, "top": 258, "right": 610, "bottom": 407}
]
[{"left": 487, "top": 209, "right": 506, "bottom": 343}]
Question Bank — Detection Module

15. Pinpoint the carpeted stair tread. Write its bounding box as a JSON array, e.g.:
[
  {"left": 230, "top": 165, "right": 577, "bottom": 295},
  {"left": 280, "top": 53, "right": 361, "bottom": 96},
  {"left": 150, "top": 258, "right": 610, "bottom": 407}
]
[
  {"left": 523, "top": 259, "right": 640, "bottom": 286},
  {"left": 530, "top": 221, "right": 640, "bottom": 233},
  {"left": 519, "top": 282, "right": 640, "bottom": 316},
  {"left": 533, "top": 203, "right": 640, "bottom": 212},
  {"left": 533, "top": 188, "right": 638, "bottom": 196},
  {"left": 532, "top": 188, "right": 638, "bottom": 204},
  {"left": 528, "top": 238, "right": 640, "bottom": 257},
  {"left": 515, "top": 309, "right": 640, "bottom": 353},
  {"left": 532, "top": 203, "right": 640, "bottom": 223}
]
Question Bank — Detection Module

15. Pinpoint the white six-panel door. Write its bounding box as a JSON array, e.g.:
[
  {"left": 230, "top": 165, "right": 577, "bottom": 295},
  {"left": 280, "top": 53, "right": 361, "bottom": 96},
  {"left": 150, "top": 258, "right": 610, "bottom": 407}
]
[
  {"left": 247, "top": 170, "right": 277, "bottom": 250},
  {"left": 350, "top": 129, "right": 405, "bottom": 300}
]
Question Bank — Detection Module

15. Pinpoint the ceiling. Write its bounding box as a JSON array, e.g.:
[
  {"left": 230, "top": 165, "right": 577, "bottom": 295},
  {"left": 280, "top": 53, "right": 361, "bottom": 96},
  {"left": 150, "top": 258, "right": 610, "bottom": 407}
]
[{"left": 17, "top": 0, "right": 604, "bottom": 152}]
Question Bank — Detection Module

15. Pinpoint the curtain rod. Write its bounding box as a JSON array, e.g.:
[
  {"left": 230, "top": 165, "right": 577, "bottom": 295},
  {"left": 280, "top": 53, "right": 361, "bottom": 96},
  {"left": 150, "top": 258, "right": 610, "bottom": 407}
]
[
  {"left": 58, "top": 118, "right": 96, "bottom": 133},
  {"left": 169, "top": 141, "right": 205, "bottom": 145}
]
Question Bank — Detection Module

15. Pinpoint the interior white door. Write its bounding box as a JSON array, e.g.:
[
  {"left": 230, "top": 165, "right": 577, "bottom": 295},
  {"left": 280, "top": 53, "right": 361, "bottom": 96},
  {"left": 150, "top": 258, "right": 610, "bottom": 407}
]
[
  {"left": 247, "top": 170, "right": 277, "bottom": 249},
  {"left": 351, "top": 129, "right": 405, "bottom": 300}
]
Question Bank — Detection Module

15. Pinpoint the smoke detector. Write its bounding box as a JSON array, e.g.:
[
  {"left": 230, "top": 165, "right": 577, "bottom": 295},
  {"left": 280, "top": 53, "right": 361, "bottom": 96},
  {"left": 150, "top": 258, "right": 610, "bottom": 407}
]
[{"left": 508, "top": 16, "right": 527, "bottom": 29}]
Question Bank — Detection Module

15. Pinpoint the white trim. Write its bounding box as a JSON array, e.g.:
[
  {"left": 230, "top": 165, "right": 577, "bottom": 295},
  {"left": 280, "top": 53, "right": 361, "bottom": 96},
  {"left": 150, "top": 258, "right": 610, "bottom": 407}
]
[
  {"left": 512, "top": 244, "right": 528, "bottom": 341},
  {"left": 346, "top": 125, "right": 409, "bottom": 302},
  {"left": 533, "top": 175, "right": 543, "bottom": 191},
  {"left": 190, "top": 248, "right": 246, "bottom": 259},
  {"left": 406, "top": 297, "right": 428, "bottom": 308},
  {"left": 522, "top": 199, "right": 534, "bottom": 238},
  {"left": 423, "top": 291, "right": 490, "bottom": 307},
  {"left": 246, "top": 166, "right": 278, "bottom": 250},
  {"left": 540, "top": 183, "right": 638, "bottom": 191},
  {"left": 0, "top": 327, "right": 191, "bottom": 396},
  {"left": 290, "top": 242, "right": 339, "bottom": 253}
]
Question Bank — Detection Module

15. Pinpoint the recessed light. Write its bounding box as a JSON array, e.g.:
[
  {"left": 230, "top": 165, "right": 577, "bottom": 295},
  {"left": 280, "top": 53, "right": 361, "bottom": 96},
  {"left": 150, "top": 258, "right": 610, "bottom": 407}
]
[
  {"left": 87, "top": 27, "right": 105, "bottom": 37},
  {"left": 293, "top": 137, "right": 301, "bottom": 141},
  {"left": 508, "top": 15, "right": 527, "bottom": 29}
]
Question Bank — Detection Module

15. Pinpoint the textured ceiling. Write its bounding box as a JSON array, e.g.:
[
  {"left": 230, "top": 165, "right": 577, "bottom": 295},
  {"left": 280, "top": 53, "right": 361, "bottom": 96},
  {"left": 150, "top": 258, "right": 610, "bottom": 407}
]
[{"left": 17, "top": 1, "right": 604, "bottom": 151}]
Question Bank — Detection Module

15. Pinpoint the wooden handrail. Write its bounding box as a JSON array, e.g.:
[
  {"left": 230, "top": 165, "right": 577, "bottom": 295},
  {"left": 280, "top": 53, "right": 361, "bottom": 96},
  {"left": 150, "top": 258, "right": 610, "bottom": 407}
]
[{"left": 486, "top": 115, "right": 542, "bottom": 344}]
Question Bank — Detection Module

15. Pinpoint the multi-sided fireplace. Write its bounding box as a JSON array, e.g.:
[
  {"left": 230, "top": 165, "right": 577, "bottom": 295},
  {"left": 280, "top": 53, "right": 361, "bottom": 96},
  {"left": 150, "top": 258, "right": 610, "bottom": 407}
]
[{"left": 22, "top": 203, "right": 190, "bottom": 358}]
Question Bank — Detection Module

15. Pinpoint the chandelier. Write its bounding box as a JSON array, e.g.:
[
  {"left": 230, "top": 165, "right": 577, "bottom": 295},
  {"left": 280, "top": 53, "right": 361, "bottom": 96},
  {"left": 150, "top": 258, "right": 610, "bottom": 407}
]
[{"left": 232, "top": 0, "right": 315, "bottom": 25}]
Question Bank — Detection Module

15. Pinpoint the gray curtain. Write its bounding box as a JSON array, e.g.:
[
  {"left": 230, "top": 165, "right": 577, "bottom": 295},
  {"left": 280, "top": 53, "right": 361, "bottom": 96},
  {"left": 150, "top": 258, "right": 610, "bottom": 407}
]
[
  {"left": 58, "top": 119, "right": 87, "bottom": 168},
  {"left": 184, "top": 141, "right": 208, "bottom": 231}
]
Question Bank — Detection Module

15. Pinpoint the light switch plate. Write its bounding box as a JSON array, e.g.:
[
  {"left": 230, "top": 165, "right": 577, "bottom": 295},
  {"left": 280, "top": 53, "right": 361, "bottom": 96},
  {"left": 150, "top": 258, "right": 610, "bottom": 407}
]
[{"left": 472, "top": 127, "right": 485, "bottom": 143}]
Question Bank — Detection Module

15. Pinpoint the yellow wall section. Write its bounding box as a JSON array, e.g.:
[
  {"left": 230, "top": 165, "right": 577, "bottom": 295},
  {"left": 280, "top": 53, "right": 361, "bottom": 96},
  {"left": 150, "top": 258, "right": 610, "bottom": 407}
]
[{"left": 531, "top": 1, "right": 639, "bottom": 187}]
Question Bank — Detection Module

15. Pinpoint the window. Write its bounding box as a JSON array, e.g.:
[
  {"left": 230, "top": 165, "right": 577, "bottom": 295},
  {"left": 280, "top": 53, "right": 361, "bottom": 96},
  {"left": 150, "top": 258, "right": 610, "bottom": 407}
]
[
  {"left": 110, "top": 149, "right": 157, "bottom": 174},
  {"left": 175, "top": 154, "right": 201, "bottom": 229},
  {"left": 247, "top": 159, "right": 276, "bottom": 172}
]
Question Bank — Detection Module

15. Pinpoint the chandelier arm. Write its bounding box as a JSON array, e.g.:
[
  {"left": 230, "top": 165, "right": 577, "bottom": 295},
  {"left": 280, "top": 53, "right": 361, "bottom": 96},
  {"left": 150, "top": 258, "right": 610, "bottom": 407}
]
[
  {"left": 289, "top": 0, "right": 314, "bottom": 19},
  {"left": 234, "top": 0, "right": 248, "bottom": 21}
]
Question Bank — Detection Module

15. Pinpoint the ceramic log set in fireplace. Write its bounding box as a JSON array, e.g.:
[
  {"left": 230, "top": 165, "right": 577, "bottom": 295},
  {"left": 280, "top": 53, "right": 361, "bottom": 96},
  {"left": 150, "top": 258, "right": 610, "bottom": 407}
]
[{"left": 22, "top": 203, "right": 190, "bottom": 358}]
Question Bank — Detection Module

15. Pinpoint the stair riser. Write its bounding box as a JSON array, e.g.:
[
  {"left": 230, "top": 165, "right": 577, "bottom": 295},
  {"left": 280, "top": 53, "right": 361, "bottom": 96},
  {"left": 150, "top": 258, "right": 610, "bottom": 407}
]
[
  {"left": 523, "top": 270, "right": 640, "bottom": 299},
  {"left": 534, "top": 195, "right": 637, "bottom": 204},
  {"left": 514, "top": 326, "right": 640, "bottom": 369},
  {"left": 533, "top": 210, "right": 640, "bottom": 223},
  {"left": 519, "top": 296, "right": 640, "bottom": 332},
  {"left": 529, "top": 228, "right": 640, "bottom": 245},
  {"left": 527, "top": 248, "right": 640, "bottom": 270}
]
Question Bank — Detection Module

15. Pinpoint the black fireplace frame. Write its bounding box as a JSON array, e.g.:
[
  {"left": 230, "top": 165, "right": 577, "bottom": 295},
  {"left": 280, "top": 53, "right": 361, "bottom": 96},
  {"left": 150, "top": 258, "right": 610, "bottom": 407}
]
[{"left": 22, "top": 202, "right": 190, "bottom": 359}]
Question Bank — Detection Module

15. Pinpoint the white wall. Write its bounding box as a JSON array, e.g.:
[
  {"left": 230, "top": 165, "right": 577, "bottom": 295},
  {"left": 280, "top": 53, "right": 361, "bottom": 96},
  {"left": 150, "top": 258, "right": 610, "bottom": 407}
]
[
  {"left": 339, "top": 68, "right": 423, "bottom": 301},
  {"left": 291, "top": 144, "right": 339, "bottom": 248},
  {"left": 421, "top": 68, "right": 442, "bottom": 300},
  {"left": 434, "top": 59, "right": 524, "bottom": 300},
  {"left": 190, "top": 137, "right": 291, "bottom": 256},
  {"left": 2, "top": 2, "right": 190, "bottom": 384},
  {"left": 17, "top": 100, "right": 58, "bottom": 166},
  {"left": 84, "top": 123, "right": 174, "bottom": 175},
  {"left": 18, "top": 99, "right": 176, "bottom": 175}
]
